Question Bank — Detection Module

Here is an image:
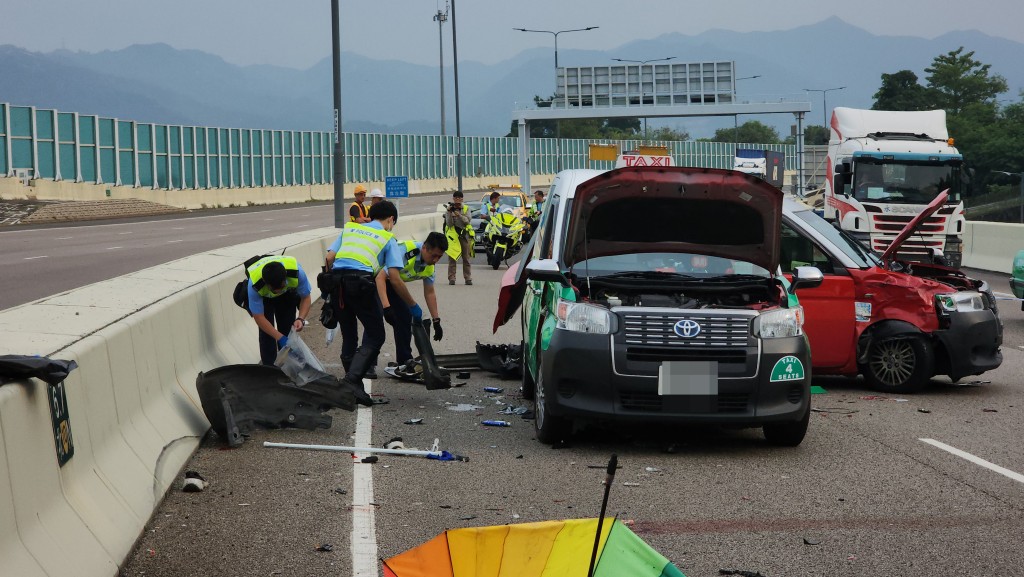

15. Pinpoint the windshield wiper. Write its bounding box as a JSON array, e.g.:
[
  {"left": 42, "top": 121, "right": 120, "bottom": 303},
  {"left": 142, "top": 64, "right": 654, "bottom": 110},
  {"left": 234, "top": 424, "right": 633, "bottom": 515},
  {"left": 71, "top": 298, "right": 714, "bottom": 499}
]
[{"left": 596, "top": 271, "right": 697, "bottom": 280}]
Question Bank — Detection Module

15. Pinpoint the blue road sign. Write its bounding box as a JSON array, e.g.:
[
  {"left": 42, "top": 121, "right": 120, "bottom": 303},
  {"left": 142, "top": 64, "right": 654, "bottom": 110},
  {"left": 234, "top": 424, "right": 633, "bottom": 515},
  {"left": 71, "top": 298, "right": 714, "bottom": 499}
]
[{"left": 385, "top": 176, "right": 409, "bottom": 199}]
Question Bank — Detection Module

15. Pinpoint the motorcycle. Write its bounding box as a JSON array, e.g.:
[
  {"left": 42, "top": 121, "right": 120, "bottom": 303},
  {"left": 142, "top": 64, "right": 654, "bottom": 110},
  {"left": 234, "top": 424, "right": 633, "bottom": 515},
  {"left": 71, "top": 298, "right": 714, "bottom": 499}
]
[{"left": 484, "top": 208, "right": 525, "bottom": 269}]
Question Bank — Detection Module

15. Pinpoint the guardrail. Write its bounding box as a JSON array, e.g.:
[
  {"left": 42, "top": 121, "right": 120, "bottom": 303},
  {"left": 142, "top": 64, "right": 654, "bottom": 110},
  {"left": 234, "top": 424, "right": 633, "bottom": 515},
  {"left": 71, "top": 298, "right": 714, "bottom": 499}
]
[{"left": 0, "top": 214, "right": 441, "bottom": 577}]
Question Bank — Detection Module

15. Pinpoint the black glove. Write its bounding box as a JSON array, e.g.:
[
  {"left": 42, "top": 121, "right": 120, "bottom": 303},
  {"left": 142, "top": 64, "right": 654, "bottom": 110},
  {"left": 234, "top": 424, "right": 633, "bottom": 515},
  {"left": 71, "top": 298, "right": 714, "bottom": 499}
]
[
  {"left": 432, "top": 318, "right": 443, "bottom": 341},
  {"left": 383, "top": 306, "right": 396, "bottom": 326}
]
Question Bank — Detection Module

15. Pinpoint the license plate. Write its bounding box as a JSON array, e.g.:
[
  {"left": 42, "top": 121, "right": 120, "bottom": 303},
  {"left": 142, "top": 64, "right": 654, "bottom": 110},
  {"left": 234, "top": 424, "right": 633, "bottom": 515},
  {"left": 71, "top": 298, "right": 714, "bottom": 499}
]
[{"left": 658, "top": 361, "right": 718, "bottom": 395}]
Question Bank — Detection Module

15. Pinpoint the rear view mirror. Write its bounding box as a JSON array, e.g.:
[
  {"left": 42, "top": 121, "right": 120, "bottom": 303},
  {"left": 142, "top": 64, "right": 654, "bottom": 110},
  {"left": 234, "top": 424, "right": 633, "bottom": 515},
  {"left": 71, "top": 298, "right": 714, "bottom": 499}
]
[
  {"left": 789, "top": 266, "right": 824, "bottom": 294},
  {"left": 525, "top": 259, "right": 569, "bottom": 286}
]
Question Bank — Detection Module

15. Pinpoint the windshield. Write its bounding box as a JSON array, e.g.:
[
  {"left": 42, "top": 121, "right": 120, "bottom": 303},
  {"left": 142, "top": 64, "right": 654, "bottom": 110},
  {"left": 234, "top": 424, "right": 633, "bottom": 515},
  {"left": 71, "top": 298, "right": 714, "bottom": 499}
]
[
  {"left": 498, "top": 196, "right": 523, "bottom": 208},
  {"left": 571, "top": 252, "right": 770, "bottom": 278},
  {"left": 852, "top": 159, "right": 961, "bottom": 204},
  {"left": 794, "top": 210, "right": 880, "bottom": 268}
]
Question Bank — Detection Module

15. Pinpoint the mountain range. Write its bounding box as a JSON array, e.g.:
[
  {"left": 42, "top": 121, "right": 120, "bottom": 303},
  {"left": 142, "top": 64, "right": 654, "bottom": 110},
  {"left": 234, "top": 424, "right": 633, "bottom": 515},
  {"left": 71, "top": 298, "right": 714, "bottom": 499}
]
[{"left": 1, "top": 17, "right": 1021, "bottom": 138}]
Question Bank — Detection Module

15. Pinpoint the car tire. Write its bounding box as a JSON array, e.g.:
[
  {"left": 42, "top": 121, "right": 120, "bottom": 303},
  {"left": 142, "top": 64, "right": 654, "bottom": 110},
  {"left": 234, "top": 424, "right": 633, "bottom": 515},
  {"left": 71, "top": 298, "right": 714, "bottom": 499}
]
[
  {"left": 534, "top": 356, "right": 570, "bottom": 444},
  {"left": 763, "top": 404, "right": 809, "bottom": 447},
  {"left": 863, "top": 334, "right": 934, "bottom": 393}
]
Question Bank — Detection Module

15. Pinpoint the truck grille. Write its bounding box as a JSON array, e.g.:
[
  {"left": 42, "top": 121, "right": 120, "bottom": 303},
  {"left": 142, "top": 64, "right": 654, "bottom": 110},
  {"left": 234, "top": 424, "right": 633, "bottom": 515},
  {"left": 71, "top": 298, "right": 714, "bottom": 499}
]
[{"left": 621, "top": 312, "right": 753, "bottom": 348}]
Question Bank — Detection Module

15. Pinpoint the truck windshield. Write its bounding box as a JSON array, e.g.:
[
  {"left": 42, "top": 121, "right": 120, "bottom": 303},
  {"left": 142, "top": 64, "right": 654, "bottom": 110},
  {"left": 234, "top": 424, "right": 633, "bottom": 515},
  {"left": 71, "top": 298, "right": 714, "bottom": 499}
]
[{"left": 852, "top": 159, "right": 961, "bottom": 205}]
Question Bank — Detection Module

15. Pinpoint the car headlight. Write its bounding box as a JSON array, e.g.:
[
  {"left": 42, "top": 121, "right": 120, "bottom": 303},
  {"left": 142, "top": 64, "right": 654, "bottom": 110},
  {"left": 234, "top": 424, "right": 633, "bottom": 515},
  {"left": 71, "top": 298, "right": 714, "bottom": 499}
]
[
  {"left": 555, "top": 299, "right": 616, "bottom": 334},
  {"left": 936, "top": 291, "right": 986, "bottom": 314},
  {"left": 754, "top": 306, "right": 804, "bottom": 339}
]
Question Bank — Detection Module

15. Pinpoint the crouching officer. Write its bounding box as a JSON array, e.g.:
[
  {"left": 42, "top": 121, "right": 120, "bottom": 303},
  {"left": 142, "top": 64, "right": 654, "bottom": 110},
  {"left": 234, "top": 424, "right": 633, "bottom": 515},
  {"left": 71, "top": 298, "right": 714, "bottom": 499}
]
[
  {"left": 379, "top": 232, "right": 448, "bottom": 372},
  {"left": 325, "top": 200, "right": 419, "bottom": 406},
  {"left": 245, "top": 256, "right": 312, "bottom": 365}
]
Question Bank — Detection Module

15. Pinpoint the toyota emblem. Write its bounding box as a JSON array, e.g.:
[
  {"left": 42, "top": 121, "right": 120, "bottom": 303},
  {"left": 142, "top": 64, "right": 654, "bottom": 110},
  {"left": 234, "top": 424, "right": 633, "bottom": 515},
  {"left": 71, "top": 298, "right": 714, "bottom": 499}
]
[{"left": 673, "top": 319, "right": 701, "bottom": 338}]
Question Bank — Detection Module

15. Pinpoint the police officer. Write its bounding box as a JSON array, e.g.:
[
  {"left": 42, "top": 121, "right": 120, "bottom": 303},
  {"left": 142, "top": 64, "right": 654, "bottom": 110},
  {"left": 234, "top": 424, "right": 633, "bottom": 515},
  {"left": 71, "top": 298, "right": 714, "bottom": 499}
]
[
  {"left": 532, "top": 189, "right": 545, "bottom": 215},
  {"left": 379, "top": 232, "right": 448, "bottom": 372},
  {"left": 483, "top": 191, "right": 502, "bottom": 218},
  {"left": 349, "top": 184, "right": 371, "bottom": 223},
  {"left": 444, "top": 191, "right": 473, "bottom": 286},
  {"left": 245, "top": 256, "right": 312, "bottom": 365},
  {"left": 326, "top": 200, "right": 421, "bottom": 405}
]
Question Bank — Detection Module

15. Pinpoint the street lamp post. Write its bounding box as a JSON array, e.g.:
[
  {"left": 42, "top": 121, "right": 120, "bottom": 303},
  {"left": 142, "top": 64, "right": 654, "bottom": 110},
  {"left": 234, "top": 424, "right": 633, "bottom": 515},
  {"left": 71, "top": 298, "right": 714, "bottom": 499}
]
[
  {"left": 330, "top": 0, "right": 344, "bottom": 228},
  {"left": 803, "top": 86, "right": 846, "bottom": 128},
  {"left": 733, "top": 75, "right": 762, "bottom": 145},
  {"left": 612, "top": 57, "right": 676, "bottom": 139},
  {"left": 993, "top": 170, "right": 1024, "bottom": 223},
  {"left": 513, "top": 26, "right": 599, "bottom": 69},
  {"left": 451, "top": 0, "right": 463, "bottom": 193},
  {"left": 433, "top": 7, "right": 447, "bottom": 136},
  {"left": 514, "top": 26, "right": 598, "bottom": 172}
]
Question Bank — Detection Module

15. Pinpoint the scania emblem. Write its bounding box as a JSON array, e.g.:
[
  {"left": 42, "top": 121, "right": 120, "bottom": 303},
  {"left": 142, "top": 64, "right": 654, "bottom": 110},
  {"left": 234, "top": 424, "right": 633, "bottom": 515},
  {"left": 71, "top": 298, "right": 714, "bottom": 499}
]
[{"left": 674, "top": 319, "right": 701, "bottom": 338}]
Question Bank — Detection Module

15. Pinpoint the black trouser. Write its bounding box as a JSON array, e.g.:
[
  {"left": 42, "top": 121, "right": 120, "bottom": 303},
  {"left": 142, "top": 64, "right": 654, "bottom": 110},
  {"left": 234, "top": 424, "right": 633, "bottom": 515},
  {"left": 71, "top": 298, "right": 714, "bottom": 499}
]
[
  {"left": 253, "top": 291, "right": 299, "bottom": 366},
  {"left": 331, "top": 272, "right": 385, "bottom": 384},
  {"left": 385, "top": 281, "right": 415, "bottom": 365}
]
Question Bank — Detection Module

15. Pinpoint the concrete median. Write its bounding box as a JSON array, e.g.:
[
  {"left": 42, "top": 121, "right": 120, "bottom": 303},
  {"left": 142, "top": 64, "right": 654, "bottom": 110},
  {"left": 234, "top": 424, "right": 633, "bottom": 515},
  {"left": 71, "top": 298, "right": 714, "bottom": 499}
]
[{"left": 0, "top": 213, "right": 441, "bottom": 577}]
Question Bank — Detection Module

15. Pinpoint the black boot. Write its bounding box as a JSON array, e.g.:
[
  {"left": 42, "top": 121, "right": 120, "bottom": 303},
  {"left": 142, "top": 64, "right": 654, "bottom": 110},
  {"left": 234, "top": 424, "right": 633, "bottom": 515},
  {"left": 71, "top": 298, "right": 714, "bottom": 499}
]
[{"left": 340, "top": 346, "right": 386, "bottom": 406}]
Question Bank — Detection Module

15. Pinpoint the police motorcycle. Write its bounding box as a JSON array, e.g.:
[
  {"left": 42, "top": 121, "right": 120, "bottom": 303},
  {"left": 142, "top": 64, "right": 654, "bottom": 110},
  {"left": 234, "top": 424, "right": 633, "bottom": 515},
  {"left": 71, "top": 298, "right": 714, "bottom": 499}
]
[{"left": 483, "top": 206, "right": 526, "bottom": 270}]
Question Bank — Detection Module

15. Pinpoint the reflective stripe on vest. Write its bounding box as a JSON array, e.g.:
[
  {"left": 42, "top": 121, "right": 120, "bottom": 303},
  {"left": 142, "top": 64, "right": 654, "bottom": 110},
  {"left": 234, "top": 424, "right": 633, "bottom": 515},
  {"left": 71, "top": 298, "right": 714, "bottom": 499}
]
[
  {"left": 350, "top": 201, "right": 368, "bottom": 222},
  {"left": 337, "top": 222, "right": 394, "bottom": 273},
  {"left": 247, "top": 256, "right": 299, "bottom": 298},
  {"left": 397, "top": 240, "right": 433, "bottom": 282}
]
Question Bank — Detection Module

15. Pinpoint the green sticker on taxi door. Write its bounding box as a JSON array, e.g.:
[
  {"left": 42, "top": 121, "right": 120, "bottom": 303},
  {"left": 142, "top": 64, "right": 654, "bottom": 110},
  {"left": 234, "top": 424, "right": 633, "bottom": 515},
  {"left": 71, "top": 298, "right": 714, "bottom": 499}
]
[{"left": 770, "top": 356, "right": 805, "bottom": 382}]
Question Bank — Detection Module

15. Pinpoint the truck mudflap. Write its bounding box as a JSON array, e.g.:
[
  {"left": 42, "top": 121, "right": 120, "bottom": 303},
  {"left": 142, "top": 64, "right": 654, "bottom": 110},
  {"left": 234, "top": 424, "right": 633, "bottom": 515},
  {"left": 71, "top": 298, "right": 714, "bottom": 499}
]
[{"left": 933, "top": 310, "right": 1003, "bottom": 381}]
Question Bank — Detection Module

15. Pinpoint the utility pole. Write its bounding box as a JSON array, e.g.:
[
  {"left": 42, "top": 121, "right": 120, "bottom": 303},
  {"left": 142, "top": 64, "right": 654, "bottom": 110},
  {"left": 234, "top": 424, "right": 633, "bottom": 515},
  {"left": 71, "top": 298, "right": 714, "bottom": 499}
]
[
  {"left": 331, "top": 0, "right": 344, "bottom": 228},
  {"left": 451, "top": 0, "right": 463, "bottom": 194},
  {"left": 433, "top": 6, "right": 448, "bottom": 135}
]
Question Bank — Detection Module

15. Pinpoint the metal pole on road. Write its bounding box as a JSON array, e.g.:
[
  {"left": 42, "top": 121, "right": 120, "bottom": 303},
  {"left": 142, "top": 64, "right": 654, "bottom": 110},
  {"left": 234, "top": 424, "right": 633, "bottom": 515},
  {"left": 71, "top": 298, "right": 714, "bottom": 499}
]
[
  {"left": 434, "top": 7, "right": 447, "bottom": 136},
  {"left": 331, "top": 0, "right": 345, "bottom": 228},
  {"left": 451, "top": 0, "right": 463, "bottom": 194}
]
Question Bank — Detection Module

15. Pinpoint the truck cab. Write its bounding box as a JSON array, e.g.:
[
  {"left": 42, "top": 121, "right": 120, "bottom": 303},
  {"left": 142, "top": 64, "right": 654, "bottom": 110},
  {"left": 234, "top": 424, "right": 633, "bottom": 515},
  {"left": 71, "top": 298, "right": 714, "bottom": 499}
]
[{"left": 826, "top": 108, "right": 967, "bottom": 267}]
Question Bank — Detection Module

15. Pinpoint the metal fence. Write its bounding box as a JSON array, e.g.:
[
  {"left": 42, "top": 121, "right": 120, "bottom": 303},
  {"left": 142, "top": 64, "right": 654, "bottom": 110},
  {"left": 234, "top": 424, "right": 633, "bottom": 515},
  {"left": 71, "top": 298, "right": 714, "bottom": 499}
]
[{"left": 2, "top": 102, "right": 797, "bottom": 189}]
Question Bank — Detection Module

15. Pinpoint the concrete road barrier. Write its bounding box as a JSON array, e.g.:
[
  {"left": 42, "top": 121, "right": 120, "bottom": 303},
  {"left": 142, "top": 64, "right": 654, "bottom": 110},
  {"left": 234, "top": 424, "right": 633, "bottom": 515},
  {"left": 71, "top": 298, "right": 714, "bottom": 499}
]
[
  {"left": 0, "top": 213, "right": 441, "bottom": 577},
  {"left": 962, "top": 221, "right": 1024, "bottom": 273}
]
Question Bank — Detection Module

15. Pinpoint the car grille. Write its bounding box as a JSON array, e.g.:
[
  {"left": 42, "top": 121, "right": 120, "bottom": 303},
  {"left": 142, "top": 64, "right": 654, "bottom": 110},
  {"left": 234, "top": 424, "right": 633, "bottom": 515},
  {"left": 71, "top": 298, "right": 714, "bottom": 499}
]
[
  {"left": 618, "top": 392, "right": 750, "bottom": 413},
  {"left": 626, "top": 347, "right": 746, "bottom": 363},
  {"left": 621, "top": 312, "right": 753, "bottom": 348}
]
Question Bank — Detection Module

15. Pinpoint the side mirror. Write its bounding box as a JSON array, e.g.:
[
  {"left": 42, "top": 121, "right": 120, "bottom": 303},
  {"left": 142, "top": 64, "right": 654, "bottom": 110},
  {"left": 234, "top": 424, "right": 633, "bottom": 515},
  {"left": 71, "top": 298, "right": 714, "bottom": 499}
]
[
  {"left": 525, "top": 259, "right": 569, "bottom": 286},
  {"left": 789, "top": 266, "right": 824, "bottom": 294}
]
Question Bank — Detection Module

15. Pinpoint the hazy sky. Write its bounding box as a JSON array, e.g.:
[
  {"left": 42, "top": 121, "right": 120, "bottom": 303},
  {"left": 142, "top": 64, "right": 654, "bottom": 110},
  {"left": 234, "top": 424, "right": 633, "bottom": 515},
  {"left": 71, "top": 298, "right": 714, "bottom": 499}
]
[{"left": 3, "top": 0, "right": 1022, "bottom": 69}]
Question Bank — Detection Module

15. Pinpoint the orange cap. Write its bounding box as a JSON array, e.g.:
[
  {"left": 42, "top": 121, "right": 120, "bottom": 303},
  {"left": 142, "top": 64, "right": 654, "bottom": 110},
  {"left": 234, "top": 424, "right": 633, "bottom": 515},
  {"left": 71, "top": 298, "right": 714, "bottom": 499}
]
[{"left": 354, "top": 184, "right": 368, "bottom": 195}]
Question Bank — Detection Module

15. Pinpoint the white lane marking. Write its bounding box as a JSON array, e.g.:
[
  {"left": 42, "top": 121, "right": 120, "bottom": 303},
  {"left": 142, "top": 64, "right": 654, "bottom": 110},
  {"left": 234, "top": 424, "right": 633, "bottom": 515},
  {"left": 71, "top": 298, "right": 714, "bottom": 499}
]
[
  {"left": 173, "top": 227, "right": 185, "bottom": 230},
  {"left": 118, "top": 231, "right": 133, "bottom": 235},
  {"left": 264, "top": 218, "right": 274, "bottom": 221},
  {"left": 106, "top": 246, "right": 122, "bottom": 250},
  {"left": 351, "top": 379, "right": 378, "bottom": 576},
  {"left": 920, "top": 438, "right": 1024, "bottom": 484},
  {"left": 55, "top": 236, "right": 72, "bottom": 240},
  {"left": 218, "top": 234, "right": 229, "bottom": 237},
  {"left": 221, "top": 222, "right": 232, "bottom": 226},
  {"left": 260, "top": 229, "right": 271, "bottom": 232},
  {"left": 297, "top": 224, "right": 310, "bottom": 228},
  {"left": 24, "top": 255, "right": 48, "bottom": 260},
  {"left": 167, "top": 240, "right": 183, "bottom": 244}
]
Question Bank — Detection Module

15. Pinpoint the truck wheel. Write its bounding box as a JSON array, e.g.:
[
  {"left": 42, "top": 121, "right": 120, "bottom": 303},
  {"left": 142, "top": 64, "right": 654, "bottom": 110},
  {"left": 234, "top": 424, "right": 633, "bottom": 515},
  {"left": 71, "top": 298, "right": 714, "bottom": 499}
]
[
  {"left": 763, "top": 405, "right": 810, "bottom": 447},
  {"left": 864, "top": 335, "right": 934, "bottom": 393},
  {"left": 534, "top": 357, "right": 570, "bottom": 444}
]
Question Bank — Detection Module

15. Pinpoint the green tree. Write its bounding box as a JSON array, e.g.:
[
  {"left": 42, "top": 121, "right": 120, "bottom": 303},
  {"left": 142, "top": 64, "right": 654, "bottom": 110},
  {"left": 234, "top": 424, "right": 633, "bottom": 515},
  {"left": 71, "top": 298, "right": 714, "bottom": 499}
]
[
  {"left": 871, "top": 70, "right": 933, "bottom": 111},
  {"left": 925, "top": 47, "right": 1008, "bottom": 115},
  {"left": 711, "top": 121, "right": 780, "bottom": 144},
  {"left": 784, "top": 125, "right": 829, "bottom": 145},
  {"left": 645, "top": 126, "right": 691, "bottom": 142}
]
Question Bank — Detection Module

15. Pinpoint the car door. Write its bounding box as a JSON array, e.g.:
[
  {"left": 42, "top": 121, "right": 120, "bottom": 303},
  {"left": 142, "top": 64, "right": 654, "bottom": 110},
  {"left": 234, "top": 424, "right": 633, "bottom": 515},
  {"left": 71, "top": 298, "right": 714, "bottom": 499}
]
[
  {"left": 780, "top": 222, "right": 858, "bottom": 370},
  {"left": 522, "top": 194, "right": 560, "bottom": 370}
]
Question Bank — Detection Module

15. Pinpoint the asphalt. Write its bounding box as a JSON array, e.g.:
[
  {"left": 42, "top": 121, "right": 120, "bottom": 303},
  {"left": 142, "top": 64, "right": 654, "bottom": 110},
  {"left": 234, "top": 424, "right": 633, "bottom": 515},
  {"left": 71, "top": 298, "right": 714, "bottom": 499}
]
[{"left": 118, "top": 253, "right": 1024, "bottom": 577}]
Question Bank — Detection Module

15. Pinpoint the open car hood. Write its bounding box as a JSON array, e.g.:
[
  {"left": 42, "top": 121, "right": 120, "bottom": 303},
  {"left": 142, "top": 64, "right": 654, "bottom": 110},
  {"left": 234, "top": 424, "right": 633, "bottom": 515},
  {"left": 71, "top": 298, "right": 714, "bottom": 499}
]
[
  {"left": 564, "top": 167, "right": 782, "bottom": 271},
  {"left": 880, "top": 189, "right": 949, "bottom": 264},
  {"left": 493, "top": 167, "right": 782, "bottom": 332}
]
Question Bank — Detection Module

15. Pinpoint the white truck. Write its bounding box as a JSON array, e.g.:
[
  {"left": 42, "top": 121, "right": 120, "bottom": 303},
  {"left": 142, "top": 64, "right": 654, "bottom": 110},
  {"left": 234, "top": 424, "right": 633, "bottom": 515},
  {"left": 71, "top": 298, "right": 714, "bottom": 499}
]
[{"left": 825, "top": 107, "right": 967, "bottom": 267}]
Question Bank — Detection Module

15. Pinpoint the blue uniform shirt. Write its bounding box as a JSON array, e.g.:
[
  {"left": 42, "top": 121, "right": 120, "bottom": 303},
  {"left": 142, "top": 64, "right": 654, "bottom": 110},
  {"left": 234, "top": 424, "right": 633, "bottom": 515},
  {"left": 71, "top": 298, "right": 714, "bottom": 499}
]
[
  {"left": 328, "top": 221, "right": 395, "bottom": 273},
  {"left": 247, "top": 265, "right": 312, "bottom": 316}
]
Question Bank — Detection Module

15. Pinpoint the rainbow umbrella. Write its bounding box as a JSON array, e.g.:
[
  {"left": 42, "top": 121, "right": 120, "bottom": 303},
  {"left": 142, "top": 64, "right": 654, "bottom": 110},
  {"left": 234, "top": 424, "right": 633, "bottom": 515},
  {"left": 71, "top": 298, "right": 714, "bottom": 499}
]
[{"left": 381, "top": 517, "right": 686, "bottom": 577}]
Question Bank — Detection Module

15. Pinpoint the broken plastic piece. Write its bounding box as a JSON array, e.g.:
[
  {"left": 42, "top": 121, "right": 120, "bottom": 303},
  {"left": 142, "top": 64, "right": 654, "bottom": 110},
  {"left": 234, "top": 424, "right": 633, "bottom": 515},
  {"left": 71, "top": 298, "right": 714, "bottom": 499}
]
[
  {"left": 361, "top": 455, "right": 379, "bottom": 464},
  {"left": 315, "top": 544, "right": 334, "bottom": 552},
  {"left": 404, "top": 418, "right": 424, "bottom": 425},
  {"left": 197, "top": 364, "right": 357, "bottom": 447},
  {"left": 182, "top": 471, "right": 206, "bottom": 493},
  {"left": 0, "top": 355, "right": 78, "bottom": 386}
]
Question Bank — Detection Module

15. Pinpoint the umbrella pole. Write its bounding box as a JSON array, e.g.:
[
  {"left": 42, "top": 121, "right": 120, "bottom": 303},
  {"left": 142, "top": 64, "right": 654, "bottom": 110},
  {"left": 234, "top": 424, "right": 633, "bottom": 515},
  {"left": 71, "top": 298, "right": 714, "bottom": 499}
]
[{"left": 587, "top": 454, "right": 618, "bottom": 577}]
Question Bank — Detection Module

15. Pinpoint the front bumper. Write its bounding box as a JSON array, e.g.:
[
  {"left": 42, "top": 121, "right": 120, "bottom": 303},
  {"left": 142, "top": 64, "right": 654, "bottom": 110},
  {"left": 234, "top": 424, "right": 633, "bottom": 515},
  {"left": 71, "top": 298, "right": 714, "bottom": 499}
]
[
  {"left": 934, "top": 309, "right": 1003, "bottom": 380},
  {"left": 540, "top": 329, "right": 810, "bottom": 425}
]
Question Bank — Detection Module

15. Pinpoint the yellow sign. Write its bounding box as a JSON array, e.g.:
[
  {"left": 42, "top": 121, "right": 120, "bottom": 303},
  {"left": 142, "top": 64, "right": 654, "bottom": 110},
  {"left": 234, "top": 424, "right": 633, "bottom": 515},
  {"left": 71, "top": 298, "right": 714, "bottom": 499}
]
[
  {"left": 588, "top": 143, "right": 619, "bottom": 162},
  {"left": 637, "top": 145, "right": 670, "bottom": 156}
]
